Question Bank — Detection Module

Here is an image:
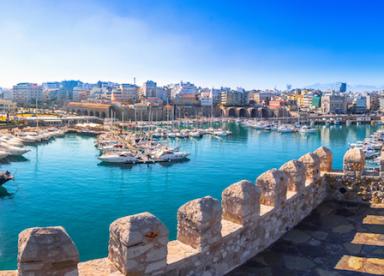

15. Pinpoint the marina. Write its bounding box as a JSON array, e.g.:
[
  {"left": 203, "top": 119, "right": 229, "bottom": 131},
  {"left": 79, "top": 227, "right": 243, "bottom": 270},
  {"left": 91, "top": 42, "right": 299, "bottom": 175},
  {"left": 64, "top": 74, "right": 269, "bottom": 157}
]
[{"left": 0, "top": 122, "right": 380, "bottom": 269}]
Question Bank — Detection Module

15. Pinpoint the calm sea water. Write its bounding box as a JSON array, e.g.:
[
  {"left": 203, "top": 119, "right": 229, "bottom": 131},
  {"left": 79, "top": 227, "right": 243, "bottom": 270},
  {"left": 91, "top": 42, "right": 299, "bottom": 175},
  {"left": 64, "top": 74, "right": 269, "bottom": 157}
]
[{"left": 0, "top": 123, "right": 379, "bottom": 269}]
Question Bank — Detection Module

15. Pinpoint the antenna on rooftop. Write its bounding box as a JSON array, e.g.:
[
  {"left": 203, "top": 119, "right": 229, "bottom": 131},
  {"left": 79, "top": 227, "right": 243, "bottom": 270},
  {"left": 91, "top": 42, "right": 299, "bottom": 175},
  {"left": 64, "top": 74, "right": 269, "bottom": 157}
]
[{"left": 133, "top": 77, "right": 136, "bottom": 85}]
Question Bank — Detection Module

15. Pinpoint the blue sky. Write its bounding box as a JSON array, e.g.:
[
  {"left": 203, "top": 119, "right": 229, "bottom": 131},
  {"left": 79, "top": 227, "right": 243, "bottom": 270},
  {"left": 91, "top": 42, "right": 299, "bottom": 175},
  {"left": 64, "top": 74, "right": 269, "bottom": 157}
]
[{"left": 0, "top": 0, "right": 384, "bottom": 89}]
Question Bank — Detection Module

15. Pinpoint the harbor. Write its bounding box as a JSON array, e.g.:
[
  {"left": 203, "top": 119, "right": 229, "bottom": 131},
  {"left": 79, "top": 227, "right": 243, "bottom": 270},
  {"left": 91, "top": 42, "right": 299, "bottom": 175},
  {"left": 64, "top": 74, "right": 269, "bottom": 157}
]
[{"left": 0, "top": 122, "right": 380, "bottom": 269}]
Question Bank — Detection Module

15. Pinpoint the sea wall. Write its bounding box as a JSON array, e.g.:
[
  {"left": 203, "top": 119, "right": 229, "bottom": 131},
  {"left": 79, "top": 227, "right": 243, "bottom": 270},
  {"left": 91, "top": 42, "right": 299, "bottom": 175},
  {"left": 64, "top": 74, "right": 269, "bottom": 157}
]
[{"left": 10, "top": 145, "right": 384, "bottom": 276}]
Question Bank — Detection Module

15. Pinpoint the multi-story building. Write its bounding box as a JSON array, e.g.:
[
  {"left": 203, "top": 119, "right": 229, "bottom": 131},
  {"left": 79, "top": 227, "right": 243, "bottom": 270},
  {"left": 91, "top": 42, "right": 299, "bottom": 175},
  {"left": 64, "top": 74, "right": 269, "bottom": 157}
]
[
  {"left": 336, "top": 82, "right": 347, "bottom": 93},
  {"left": 155, "top": 87, "right": 169, "bottom": 103},
  {"left": 142, "top": 81, "right": 157, "bottom": 98},
  {"left": 253, "top": 91, "right": 274, "bottom": 104},
  {"left": 12, "top": 83, "right": 44, "bottom": 105},
  {"left": 301, "top": 93, "right": 313, "bottom": 110},
  {"left": 174, "top": 93, "right": 199, "bottom": 106},
  {"left": 220, "top": 90, "right": 244, "bottom": 106},
  {"left": 121, "top": 84, "right": 139, "bottom": 103},
  {"left": 199, "top": 89, "right": 213, "bottom": 106},
  {"left": 42, "top": 82, "right": 61, "bottom": 91},
  {"left": 379, "top": 97, "right": 384, "bottom": 113},
  {"left": 366, "top": 93, "right": 380, "bottom": 112},
  {"left": 72, "top": 87, "right": 90, "bottom": 102},
  {"left": 311, "top": 95, "right": 321, "bottom": 109},
  {"left": 321, "top": 93, "right": 347, "bottom": 114},
  {"left": 352, "top": 95, "right": 367, "bottom": 114},
  {"left": 170, "top": 82, "right": 198, "bottom": 98}
]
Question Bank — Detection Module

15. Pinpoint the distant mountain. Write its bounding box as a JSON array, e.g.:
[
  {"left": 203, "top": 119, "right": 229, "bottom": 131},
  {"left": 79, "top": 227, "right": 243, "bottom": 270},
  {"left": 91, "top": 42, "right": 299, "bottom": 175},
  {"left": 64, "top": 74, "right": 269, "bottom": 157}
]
[{"left": 303, "top": 82, "right": 384, "bottom": 92}]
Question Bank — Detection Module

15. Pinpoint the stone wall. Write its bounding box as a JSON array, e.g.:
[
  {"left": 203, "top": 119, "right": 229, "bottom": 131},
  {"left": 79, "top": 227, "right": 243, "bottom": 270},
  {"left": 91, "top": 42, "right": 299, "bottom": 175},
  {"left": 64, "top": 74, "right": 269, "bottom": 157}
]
[{"left": 8, "top": 145, "right": 384, "bottom": 276}]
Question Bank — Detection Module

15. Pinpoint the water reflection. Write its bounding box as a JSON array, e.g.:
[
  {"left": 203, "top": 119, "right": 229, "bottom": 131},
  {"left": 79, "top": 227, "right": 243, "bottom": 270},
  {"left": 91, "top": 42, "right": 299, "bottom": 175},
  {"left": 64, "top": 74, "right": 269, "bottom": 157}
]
[{"left": 0, "top": 186, "right": 13, "bottom": 198}]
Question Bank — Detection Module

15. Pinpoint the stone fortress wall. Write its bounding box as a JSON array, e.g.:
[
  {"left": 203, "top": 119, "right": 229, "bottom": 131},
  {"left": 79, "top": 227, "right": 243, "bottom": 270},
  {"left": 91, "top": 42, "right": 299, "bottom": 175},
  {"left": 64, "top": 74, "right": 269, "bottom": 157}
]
[{"left": 10, "top": 145, "right": 384, "bottom": 276}]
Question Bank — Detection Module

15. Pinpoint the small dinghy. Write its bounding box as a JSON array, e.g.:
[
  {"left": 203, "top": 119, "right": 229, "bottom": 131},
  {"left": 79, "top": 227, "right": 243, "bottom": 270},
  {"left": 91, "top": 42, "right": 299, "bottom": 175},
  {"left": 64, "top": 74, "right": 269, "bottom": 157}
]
[{"left": 0, "top": 171, "right": 13, "bottom": 186}]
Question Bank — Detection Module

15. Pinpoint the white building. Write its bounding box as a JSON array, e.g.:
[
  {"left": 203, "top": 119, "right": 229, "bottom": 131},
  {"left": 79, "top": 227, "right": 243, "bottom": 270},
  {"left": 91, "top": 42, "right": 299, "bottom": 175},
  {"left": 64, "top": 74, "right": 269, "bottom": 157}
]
[
  {"left": 321, "top": 93, "right": 347, "bottom": 114},
  {"left": 142, "top": 81, "right": 157, "bottom": 98},
  {"left": 170, "top": 82, "right": 198, "bottom": 98},
  {"left": 200, "top": 89, "right": 213, "bottom": 106},
  {"left": 121, "top": 84, "right": 139, "bottom": 103},
  {"left": 12, "top": 83, "right": 43, "bottom": 105},
  {"left": 73, "top": 87, "right": 90, "bottom": 102}
]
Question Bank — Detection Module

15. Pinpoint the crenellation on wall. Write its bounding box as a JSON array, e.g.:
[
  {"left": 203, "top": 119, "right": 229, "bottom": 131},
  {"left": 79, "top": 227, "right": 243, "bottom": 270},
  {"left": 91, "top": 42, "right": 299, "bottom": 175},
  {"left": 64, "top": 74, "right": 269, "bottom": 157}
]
[
  {"left": 108, "top": 212, "right": 169, "bottom": 275},
  {"left": 279, "top": 160, "right": 305, "bottom": 193},
  {"left": 313, "top": 146, "right": 333, "bottom": 172},
  {"left": 221, "top": 180, "right": 260, "bottom": 225},
  {"left": 255, "top": 168, "right": 288, "bottom": 208},
  {"left": 299, "top": 152, "right": 321, "bottom": 184},
  {"left": 17, "top": 226, "right": 79, "bottom": 276},
  {"left": 11, "top": 146, "right": 384, "bottom": 276},
  {"left": 177, "top": 196, "right": 222, "bottom": 251}
]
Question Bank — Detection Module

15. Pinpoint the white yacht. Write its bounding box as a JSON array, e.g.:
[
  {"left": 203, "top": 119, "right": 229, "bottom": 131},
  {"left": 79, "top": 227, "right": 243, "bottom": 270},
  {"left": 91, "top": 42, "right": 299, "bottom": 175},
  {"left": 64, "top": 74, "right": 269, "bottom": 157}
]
[
  {"left": 18, "top": 132, "right": 42, "bottom": 143},
  {"left": 213, "top": 130, "right": 232, "bottom": 136},
  {"left": 0, "top": 143, "right": 30, "bottom": 156},
  {"left": 152, "top": 149, "right": 189, "bottom": 162},
  {"left": 299, "top": 126, "right": 317, "bottom": 134},
  {"left": 277, "top": 124, "right": 296, "bottom": 133},
  {"left": 98, "top": 151, "right": 138, "bottom": 164},
  {"left": 0, "top": 150, "right": 9, "bottom": 160},
  {"left": 0, "top": 136, "right": 24, "bottom": 147}
]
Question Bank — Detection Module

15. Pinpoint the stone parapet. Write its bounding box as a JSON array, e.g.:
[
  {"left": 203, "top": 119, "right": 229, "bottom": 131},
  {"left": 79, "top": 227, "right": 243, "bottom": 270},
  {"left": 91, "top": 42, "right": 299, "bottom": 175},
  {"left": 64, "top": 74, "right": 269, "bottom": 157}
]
[
  {"left": 222, "top": 180, "right": 260, "bottom": 225},
  {"left": 299, "top": 152, "right": 321, "bottom": 184},
  {"left": 313, "top": 146, "right": 333, "bottom": 172},
  {"left": 177, "top": 196, "right": 222, "bottom": 251},
  {"left": 255, "top": 169, "right": 288, "bottom": 208},
  {"left": 18, "top": 226, "right": 79, "bottom": 276},
  {"left": 108, "top": 212, "right": 168, "bottom": 275},
  {"left": 279, "top": 160, "right": 305, "bottom": 193}
]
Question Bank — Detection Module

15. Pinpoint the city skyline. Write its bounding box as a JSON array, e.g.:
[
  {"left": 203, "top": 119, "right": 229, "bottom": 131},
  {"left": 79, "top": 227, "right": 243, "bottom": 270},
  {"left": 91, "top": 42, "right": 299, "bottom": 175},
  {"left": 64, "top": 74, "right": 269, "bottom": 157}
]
[{"left": 1, "top": 0, "right": 384, "bottom": 89}]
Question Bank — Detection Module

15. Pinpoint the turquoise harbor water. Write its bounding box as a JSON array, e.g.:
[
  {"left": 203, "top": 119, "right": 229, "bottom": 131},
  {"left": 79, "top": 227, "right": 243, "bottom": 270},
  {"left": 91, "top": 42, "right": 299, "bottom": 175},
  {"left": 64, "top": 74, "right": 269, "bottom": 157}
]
[{"left": 0, "top": 123, "right": 379, "bottom": 269}]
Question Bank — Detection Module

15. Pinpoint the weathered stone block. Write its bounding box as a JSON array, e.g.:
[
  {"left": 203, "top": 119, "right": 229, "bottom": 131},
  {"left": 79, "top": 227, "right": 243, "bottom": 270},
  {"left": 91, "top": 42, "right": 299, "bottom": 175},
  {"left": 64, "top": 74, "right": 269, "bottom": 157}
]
[
  {"left": 108, "top": 212, "right": 168, "bottom": 275},
  {"left": 177, "top": 196, "right": 222, "bottom": 250},
  {"left": 222, "top": 180, "right": 260, "bottom": 225},
  {"left": 255, "top": 169, "right": 288, "bottom": 208},
  {"left": 343, "top": 148, "right": 365, "bottom": 177},
  {"left": 279, "top": 160, "right": 305, "bottom": 193},
  {"left": 18, "top": 226, "right": 79, "bottom": 276},
  {"left": 314, "top": 146, "right": 333, "bottom": 172},
  {"left": 299, "top": 153, "right": 321, "bottom": 184}
]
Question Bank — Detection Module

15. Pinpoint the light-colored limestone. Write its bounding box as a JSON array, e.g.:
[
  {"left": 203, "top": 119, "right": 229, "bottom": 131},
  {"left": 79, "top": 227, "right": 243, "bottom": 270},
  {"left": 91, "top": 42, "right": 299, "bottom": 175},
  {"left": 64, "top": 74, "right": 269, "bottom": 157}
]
[
  {"left": 314, "top": 146, "right": 333, "bottom": 172},
  {"left": 279, "top": 160, "right": 305, "bottom": 193},
  {"left": 18, "top": 226, "right": 79, "bottom": 276},
  {"left": 222, "top": 180, "right": 260, "bottom": 225},
  {"left": 299, "top": 153, "right": 321, "bottom": 184},
  {"left": 256, "top": 169, "right": 288, "bottom": 208},
  {"left": 343, "top": 148, "right": 365, "bottom": 177},
  {"left": 108, "top": 212, "right": 168, "bottom": 275},
  {"left": 177, "top": 196, "right": 222, "bottom": 251}
]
